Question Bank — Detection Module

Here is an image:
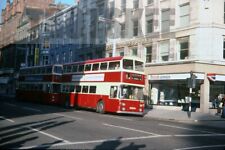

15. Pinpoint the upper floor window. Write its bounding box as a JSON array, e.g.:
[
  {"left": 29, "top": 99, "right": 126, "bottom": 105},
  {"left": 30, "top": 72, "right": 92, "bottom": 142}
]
[
  {"left": 121, "top": 0, "right": 126, "bottom": 13},
  {"left": 180, "top": 3, "right": 190, "bottom": 27},
  {"left": 179, "top": 37, "right": 189, "bottom": 60},
  {"left": 121, "top": 23, "right": 126, "bottom": 38},
  {"left": 146, "top": 46, "right": 152, "bottom": 63},
  {"left": 223, "top": 40, "right": 225, "bottom": 59},
  {"left": 161, "top": 9, "right": 170, "bottom": 32},
  {"left": 146, "top": 15, "right": 153, "bottom": 34},
  {"left": 132, "top": 48, "right": 138, "bottom": 56},
  {"left": 147, "top": 0, "right": 154, "bottom": 5},
  {"left": 133, "top": 20, "right": 138, "bottom": 36},
  {"left": 133, "top": 0, "right": 139, "bottom": 9},
  {"left": 160, "top": 41, "right": 169, "bottom": 61}
]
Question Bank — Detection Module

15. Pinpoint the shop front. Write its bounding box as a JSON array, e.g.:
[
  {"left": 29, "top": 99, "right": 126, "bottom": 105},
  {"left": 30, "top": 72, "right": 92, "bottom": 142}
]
[{"left": 149, "top": 73, "right": 205, "bottom": 111}]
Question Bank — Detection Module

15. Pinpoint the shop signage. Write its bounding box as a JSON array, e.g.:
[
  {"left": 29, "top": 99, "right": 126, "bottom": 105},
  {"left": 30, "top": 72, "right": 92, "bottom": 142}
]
[{"left": 149, "top": 73, "right": 204, "bottom": 81}]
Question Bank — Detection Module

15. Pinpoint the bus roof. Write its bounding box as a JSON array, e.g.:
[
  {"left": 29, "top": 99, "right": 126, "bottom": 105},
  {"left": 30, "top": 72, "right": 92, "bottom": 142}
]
[{"left": 63, "top": 56, "right": 144, "bottom": 66}]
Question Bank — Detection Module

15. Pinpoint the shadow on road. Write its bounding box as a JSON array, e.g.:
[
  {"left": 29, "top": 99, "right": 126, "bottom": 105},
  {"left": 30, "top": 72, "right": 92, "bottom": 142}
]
[{"left": 93, "top": 137, "right": 146, "bottom": 150}]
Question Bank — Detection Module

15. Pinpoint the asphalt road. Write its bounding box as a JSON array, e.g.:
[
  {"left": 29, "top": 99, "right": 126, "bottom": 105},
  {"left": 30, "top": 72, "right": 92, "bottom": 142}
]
[{"left": 0, "top": 97, "right": 225, "bottom": 150}]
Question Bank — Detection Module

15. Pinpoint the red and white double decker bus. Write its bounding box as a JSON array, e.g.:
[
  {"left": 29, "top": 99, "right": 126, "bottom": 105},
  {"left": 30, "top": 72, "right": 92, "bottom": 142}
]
[
  {"left": 16, "top": 64, "right": 63, "bottom": 105},
  {"left": 61, "top": 56, "right": 146, "bottom": 115}
]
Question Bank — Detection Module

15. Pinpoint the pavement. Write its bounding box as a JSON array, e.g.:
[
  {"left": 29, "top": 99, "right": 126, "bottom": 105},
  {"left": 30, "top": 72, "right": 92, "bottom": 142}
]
[{"left": 144, "top": 106, "right": 225, "bottom": 129}]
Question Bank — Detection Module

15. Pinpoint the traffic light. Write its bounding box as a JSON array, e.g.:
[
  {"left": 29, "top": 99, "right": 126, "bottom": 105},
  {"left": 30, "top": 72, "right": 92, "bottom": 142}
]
[{"left": 187, "top": 72, "right": 197, "bottom": 89}]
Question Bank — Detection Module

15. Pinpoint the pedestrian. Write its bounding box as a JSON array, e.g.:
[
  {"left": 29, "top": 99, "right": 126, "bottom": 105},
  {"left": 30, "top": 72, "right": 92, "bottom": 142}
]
[{"left": 221, "top": 98, "right": 225, "bottom": 118}]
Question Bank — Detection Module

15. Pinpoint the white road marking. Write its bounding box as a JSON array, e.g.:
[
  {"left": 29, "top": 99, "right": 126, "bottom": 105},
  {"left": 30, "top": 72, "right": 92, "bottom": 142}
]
[
  {"left": 174, "top": 144, "right": 225, "bottom": 150},
  {"left": 174, "top": 134, "right": 225, "bottom": 137},
  {"left": 101, "top": 115, "right": 133, "bottom": 121},
  {"left": 103, "top": 123, "right": 160, "bottom": 136},
  {"left": 159, "top": 124, "right": 216, "bottom": 134},
  {"left": 22, "top": 107, "right": 42, "bottom": 112},
  {"left": 4, "top": 103, "right": 17, "bottom": 107},
  {"left": 17, "top": 135, "right": 171, "bottom": 149},
  {"left": 0, "top": 116, "right": 15, "bottom": 123},
  {"left": 53, "top": 113, "right": 83, "bottom": 120}
]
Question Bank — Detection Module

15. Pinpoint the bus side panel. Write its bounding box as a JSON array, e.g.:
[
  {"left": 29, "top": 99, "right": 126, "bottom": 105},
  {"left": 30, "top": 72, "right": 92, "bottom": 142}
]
[{"left": 104, "top": 98, "right": 120, "bottom": 113}]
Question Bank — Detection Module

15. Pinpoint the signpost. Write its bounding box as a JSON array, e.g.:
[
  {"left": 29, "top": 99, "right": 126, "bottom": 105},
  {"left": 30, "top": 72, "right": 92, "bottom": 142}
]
[{"left": 186, "top": 71, "right": 197, "bottom": 117}]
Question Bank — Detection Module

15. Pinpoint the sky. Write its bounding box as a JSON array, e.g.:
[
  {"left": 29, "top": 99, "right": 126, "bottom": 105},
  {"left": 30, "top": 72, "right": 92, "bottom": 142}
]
[{"left": 0, "top": 0, "right": 75, "bottom": 22}]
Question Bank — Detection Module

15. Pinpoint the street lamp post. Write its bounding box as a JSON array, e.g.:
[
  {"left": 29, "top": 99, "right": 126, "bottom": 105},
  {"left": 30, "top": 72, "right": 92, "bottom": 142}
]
[{"left": 98, "top": 16, "right": 116, "bottom": 57}]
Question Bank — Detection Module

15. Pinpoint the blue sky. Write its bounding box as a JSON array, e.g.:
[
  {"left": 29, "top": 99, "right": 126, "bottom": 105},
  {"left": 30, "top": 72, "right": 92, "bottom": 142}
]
[{"left": 0, "top": 0, "right": 75, "bottom": 22}]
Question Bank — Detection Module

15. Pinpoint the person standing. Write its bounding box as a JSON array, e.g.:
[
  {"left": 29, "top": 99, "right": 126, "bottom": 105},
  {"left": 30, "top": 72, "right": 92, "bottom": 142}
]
[{"left": 221, "top": 98, "right": 225, "bottom": 118}]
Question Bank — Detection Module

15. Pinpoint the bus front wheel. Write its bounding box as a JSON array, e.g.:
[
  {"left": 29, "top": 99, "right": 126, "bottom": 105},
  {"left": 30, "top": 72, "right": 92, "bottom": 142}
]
[{"left": 97, "top": 101, "right": 105, "bottom": 114}]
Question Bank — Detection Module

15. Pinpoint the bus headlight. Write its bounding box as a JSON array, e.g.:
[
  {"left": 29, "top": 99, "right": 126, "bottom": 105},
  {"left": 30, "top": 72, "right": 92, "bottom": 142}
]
[
  {"left": 121, "top": 103, "right": 126, "bottom": 106},
  {"left": 122, "top": 107, "right": 126, "bottom": 111},
  {"left": 139, "top": 108, "right": 142, "bottom": 112}
]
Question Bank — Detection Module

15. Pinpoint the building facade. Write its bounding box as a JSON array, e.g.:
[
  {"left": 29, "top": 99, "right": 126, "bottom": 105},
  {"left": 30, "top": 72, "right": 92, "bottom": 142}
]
[{"left": 100, "top": 0, "right": 225, "bottom": 113}]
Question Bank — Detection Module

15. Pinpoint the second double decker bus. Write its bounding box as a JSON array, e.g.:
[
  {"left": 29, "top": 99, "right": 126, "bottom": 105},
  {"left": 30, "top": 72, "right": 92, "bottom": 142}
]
[
  {"left": 16, "top": 64, "right": 63, "bottom": 105},
  {"left": 61, "top": 56, "right": 145, "bottom": 115}
]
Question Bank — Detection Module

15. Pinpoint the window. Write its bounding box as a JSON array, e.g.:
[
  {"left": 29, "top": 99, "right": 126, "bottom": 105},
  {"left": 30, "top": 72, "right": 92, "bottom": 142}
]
[
  {"left": 120, "top": 51, "right": 124, "bottom": 56},
  {"left": 75, "top": 85, "right": 81, "bottom": 93},
  {"left": 224, "top": 2, "right": 225, "bottom": 24},
  {"left": 72, "top": 65, "right": 78, "bottom": 72},
  {"left": 132, "top": 48, "right": 138, "bottom": 56},
  {"left": 223, "top": 40, "right": 225, "bottom": 59},
  {"left": 121, "top": 0, "right": 126, "bottom": 13},
  {"left": 69, "top": 85, "right": 75, "bottom": 92},
  {"left": 109, "top": 61, "right": 120, "bottom": 70},
  {"left": 180, "top": 3, "right": 190, "bottom": 27},
  {"left": 109, "top": 1, "right": 115, "bottom": 18},
  {"left": 123, "top": 59, "right": 133, "bottom": 70},
  {"left": 89, "top": 86, "right": 97, "bottom": 93},
  {"left": 121, "top": 24, "right": 125, "bottom": 38},
  {"left": 100, "top": 62, "right": 108, "bottom": 70},
  {"left": 78, "top": 65, "right": 84, "bottom": 72},
  {"left": 161, "top": 9, "right": 170, "bottom": 32},
  {"left": 133, "top": 20, "right": 138, "bottom": 36},
  {"left": 85, "top": 64, "right": 92, "bottom": 71},
  {"left": 160, "top": 41, "right": 169, "bottom": 61},
  {"left": 43, "top": 55, "right": 49, "bottom": 65},
  {"left": 66, "top": 66, "right": 72, "bottom": 73},
  {"left": 110, "top": 86, "right": 118, "bottom": 98},
  {"left": 146, "top": 46, "right": 152, "bottom": 63},
  {"left": 133, "top": 0, "right": 139, "bottom": 9},
  {"left": 82, "top": 86, "right": 89, "bottom": 93},
  {"left": 146, "top": 15, "right": 153, "bottom": 33},
  {"left": 147, "top": 0, "right": 153, "bottom": 5},
  {"left": 179, "top": 38, "right": 189, "bottom": 60},
  {"left": 135, "top": 61, "right": 144, "bottom": 72},
  {"left": 92, "top": 63, "right": 99, "bottom": 71}
]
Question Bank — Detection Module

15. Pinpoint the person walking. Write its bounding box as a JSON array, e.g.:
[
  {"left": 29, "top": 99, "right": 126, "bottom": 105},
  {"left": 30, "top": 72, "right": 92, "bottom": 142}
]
[{"left": 221, "top": 98, "right": 225, "bottom": 118}]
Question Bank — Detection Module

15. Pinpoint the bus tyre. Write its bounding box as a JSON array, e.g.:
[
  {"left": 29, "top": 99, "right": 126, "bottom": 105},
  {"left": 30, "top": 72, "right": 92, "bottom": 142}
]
[{"left": 97, "top": 101, "right": 105, "bottom": 114}]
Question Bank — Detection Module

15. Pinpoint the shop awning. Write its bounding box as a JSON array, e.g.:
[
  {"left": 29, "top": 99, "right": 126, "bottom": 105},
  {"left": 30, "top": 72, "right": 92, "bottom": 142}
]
[
  {"left": 148, "top": 73, "right": 205, "bottom": 81},
  {"left": 207, "top": 73, "right": 225, "bottom": 82}
]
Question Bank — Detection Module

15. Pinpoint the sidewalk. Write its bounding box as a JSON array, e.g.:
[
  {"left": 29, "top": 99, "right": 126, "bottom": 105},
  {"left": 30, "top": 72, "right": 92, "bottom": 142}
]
[{"left": 144, "top": 106, "right": 225, "bottom": 129}]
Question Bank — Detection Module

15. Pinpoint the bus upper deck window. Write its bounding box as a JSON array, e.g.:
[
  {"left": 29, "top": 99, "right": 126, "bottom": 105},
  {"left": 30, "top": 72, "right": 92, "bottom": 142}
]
[
  {"left": 72, "top": 65, "right": 78, "bottom": 72},
  {"left": 100, "top": 63, "right": 108, "bottom": 70},
  {"left": 109, "top": 61, "right": 120, "bottom": 70},
  {"left": 78, "top": 65, "right": 84, "bottom": 72},
  {"left": 54, "top": 66, "right": 63, "bottom": 74},
  {"left": 123, "top": 59, "right": 133, "bottom": 70},
  {"left": 135, "top": 61, "right": 144, "bottom": 72},
  {"left": 85, "top": 64, "right": 92, "bottom": 71},
  {"left": 92, "top": 63, "right": 99, "bottom": 71}
]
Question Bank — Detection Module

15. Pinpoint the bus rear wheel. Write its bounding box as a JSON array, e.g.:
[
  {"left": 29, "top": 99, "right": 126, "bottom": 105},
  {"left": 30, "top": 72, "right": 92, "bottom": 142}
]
[{"left": 96, "top": 101, "right": 105, "bottom": 114}]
